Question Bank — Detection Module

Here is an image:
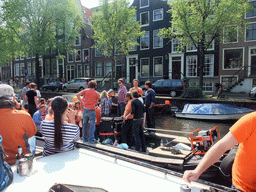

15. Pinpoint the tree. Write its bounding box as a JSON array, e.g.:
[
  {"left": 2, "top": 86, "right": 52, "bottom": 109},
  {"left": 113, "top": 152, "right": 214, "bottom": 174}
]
[
  {"left": 92, "top": 0, "right": 144, "bottom": 88},
  {"left": 160, "top": 0, "right": 251, "bottom": 89},
  {"left": 2, "top": 0, "right": 83, "bottom": 87}
]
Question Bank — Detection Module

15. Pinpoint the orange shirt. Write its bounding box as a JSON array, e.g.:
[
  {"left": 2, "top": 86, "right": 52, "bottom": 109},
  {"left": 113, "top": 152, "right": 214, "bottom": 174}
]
[
  {"left": 129, "top": 87, "right": 143, "bottom": 96},
  {"left": 95, "top": 107, "right": 101, "bottom": 125},
  {"left": 230, "top": 112, "right": 256, "bottom": 192},
  {"left": 0, "top": 108, "right": 37, "bottom": 165},
  {"left": 81, "top": 88, "right": 99, "bottom": 110},
  {"left": 123, "top": 99, "right": 134, "bottom": 120}
]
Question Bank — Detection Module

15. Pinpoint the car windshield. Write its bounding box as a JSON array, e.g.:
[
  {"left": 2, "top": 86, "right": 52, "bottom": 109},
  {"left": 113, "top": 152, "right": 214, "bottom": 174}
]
[{"left": 153, "top": 80, "right": 163, "bottom": 87}]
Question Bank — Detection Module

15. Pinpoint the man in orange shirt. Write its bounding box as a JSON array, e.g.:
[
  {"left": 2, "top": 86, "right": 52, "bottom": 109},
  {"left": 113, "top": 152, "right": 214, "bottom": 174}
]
[
  {"left": 121, "top": 92, "right": 134, "bottom": 148},
  {"left": 0, "top": 84, "right": 36, "bottom": 165},
  {"left": 76, "top": 80, "right": 99, "bottom": 143},
  {"left": 129, "top": 79, "right": 143, "bottom": 103},
  {"left": 183, "top": 111, "right": 256, "bottom": 192}
]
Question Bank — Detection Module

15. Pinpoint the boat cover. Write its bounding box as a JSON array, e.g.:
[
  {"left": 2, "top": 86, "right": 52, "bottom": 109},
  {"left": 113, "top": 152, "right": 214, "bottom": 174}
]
[{"left": 181, "top": 103, "right": 254, "bottom": 115}]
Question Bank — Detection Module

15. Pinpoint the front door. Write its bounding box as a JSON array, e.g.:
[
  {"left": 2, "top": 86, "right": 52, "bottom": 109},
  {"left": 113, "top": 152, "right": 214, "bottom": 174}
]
[
  {"left": 251, "top": 48, "right": 256, "bottom": 76},
  {"left": 130, "top": 66, "right": 136, "bottom": 84},
  {"left": 172, "top": 57, "right": 181, "bottom": 79}
]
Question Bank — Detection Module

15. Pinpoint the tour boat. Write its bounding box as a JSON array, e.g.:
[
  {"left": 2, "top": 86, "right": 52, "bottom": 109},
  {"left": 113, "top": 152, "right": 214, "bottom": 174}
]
[{"left": 175, "top": 103, "right": 254, "bottom": 121}]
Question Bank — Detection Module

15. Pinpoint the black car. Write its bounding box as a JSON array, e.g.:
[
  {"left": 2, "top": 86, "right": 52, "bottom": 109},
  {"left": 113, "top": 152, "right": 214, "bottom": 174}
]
[
  {"left": 42, "top": 81, "right": 63, "bottom": 92},
  {"left": 141, "top": 79, "right": 185, "bottom": 97}
]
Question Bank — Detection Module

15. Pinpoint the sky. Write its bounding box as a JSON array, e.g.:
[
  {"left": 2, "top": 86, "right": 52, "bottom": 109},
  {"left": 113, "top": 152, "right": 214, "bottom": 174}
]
[{"left": 80, "top": 0, "right": 133, "bottom": 9}]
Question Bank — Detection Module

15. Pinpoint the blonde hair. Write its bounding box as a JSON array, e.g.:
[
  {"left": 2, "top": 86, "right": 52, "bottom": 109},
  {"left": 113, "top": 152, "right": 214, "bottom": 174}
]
[{"left": 100, "top": 90, "right": 109, "bottom": 100}]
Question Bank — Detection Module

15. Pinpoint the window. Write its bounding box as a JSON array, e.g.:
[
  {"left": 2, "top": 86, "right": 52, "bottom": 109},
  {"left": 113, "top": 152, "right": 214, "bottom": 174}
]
[
  {"left": 223, "top": 48, "right": 243, "bottom": 69},
  {"left": 75, "top": 50, "right": 81, "bottom": 62},
  {"left": 154, "top": 57, "right": 163, "bottom": 77},
  {"left": 140, "top": 12, "right": 149, "bottom": 26},
  {"left": 186, "top": 55, "right": 197, "bottom": 77},
  {"left": 204, "top": 55, "right": 214, "bottom": 77},
  {"left": 153, "top": 9, "right": 163, "bottom": 21},
  {"left": 95, "top": 62, "right": 102, "bottom": 77},
  {"left": 75, "top": 36, "right": 81, "bottom": 45},
  {"left": 51, "top": 59, "right": 57, "bottom": 75},
  {"left": 140, "top": 31, "right": 149, "bottom": 50},
  {"left": 95, "top": 48, "right": 102, "bottom": 57},
  {"left": 186, "top": 41, "right": 197, "bottom": 52},
  {"left": 206, "top": 36, "right": 214, "bottom": 50},
  {"left": 203, "top": 82, "right": 213, "bottom": 92},
  {"left": 15, "top": 64, "right": 20, "bottom": 76},
  {"left": 246, "top": 22, "right": 256, "bottom": 41},
  {"left": 27, "top": 62, "right": 31, "bottom": 75},
  {"left": 105, "top": 61, "right": 112, "bottom": 77},
  {"left": 246, "top": 1, "right": 256, "bottom": 18},
  {"left": 172, "top": 38, "right": 182, "bottom": 53},
  {"left": 223, "top": 25, "right": 238, "bottom": 43},
  {"left": 83, "top": 49, "right": 89, "bottom": 63},
  {"left": 68, "top": 52, "right": 74, "bottom": 63},
  {"left": 140, "top": 0, "right": 149, "bottom": 8},
  {"left": 129, "top": 39, "right": 137, "bottom": 51},
  {"left": 153, "top": 29, "right": 163, "bottom": 49},
  {"left": 77, "top": 65, "right": 83, "bottom": 78},
  {"left": 20, "top": 63, "right": 25, "bottom": 76},
  {"left": 32, "top": 61, "right": 36, "bottom": 75},
  {"left": 84, "top": 64, "right": 90, "bottom": 77},
  {"left": 141, "top": 58, "right": 149, "bottom": 77}
]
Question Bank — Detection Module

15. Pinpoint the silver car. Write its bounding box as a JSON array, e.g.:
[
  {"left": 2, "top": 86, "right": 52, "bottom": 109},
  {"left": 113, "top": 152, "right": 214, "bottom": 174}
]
[
  {"left": 62, "top": 78, "right": 93, "bottom": 92},
  {"left": 249, "top": 87, "right": 256, "bottom": 99}
]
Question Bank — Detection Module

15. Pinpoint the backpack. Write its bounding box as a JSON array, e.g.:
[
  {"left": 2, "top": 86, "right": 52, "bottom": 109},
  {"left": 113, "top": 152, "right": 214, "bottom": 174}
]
[{"left": 0, "top": 135, "right": 13, "bottom": 191}]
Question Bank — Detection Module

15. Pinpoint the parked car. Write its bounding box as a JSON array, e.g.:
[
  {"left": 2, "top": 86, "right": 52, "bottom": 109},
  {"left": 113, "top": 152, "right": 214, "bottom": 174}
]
[
  {"left": 42, "top": 81, "right": 63, "bottom": 92},
  {"left": 141, "top": 79, "right": 185, "bottom": 97},
  {"left": 62, "top": 78, "right": 93, "bottom": 92},
  {"left": 249, "top": 86, "right": 256, "bottom": 99}
]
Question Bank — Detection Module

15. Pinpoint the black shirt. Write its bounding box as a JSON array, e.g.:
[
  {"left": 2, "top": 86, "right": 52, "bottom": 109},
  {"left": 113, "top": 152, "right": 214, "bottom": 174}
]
[
  {"left": 26, "top": 90, "right": 37, "bottom": 105},
  {"left": 131, "top": 99, "right": 145, "bottom": 119}
]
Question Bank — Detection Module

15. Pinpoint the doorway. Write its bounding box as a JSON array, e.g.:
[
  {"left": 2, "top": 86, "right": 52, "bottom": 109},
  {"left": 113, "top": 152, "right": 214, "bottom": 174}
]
[{"left": 169, "top": 54, "right": 184, "bottom": 79}]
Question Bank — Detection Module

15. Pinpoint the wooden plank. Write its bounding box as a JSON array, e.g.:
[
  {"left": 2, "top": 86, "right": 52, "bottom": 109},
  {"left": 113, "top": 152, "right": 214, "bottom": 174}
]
[
  {"left": 148, "top": 146, "right": 191, "bottom": 159},
  {"left": 75, "top": 141, "right": 184, "bottom": 165}
]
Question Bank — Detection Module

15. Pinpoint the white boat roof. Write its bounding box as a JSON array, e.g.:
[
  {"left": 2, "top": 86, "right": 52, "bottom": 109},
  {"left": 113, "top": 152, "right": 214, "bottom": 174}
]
[{"left": 5, "top": 148, "right": 211, "bottom": 192}]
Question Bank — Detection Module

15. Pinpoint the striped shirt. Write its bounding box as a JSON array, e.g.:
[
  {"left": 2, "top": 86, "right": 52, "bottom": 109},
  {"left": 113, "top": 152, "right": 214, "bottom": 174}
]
[{"left": 41, "top": 121, "right": 80, "bottom": 156}]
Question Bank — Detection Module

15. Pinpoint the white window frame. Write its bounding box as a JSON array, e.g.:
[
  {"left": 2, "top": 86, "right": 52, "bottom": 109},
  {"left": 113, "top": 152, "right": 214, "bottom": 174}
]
[
  {"left": 77, "top": 64, "right": 83, "bottom": 78},
  {"left": 223, "top": 25, "right": 239, "bottom": 44},
  {"left": 140, "top": 0, "right": 149, "bottom": 8},
  {"left": 186, "top": 42, "right": 197, "bottom": 52},
  {"left": 84, "top": 64, "right": 90, "bottom": 77},
  {"left": 153, "top": 56, "right": 163, "bottom": 77},
  {"left": 202, "top": 82, "right": 213, "bottom": 92},
  {"left": 27, "top": 62, "right": 32, "bottom": 75},
  {"left": 75, "top": 36, "right": 81, "bottom": 46},
  {"left": 222, "top": 47, "right": 244, "bottom": 70},
  {"left": 140, "top": 11, "right": 149, "bottom": 26},
  {"left": 245, "top": 22, "right": 256, "bottom": 42},
  {"left": 95, "top": 62, "right": 103, "bottom": 77},
  {"left": 20, "top": 63, "right": 25, "bottom": 76},
  {"left": 140, "top": 57, "right": 150, "bottom": 78},
  {"left": 246, "top": 1, "right": 256, "bottom": 19},
  {"left": 153, "top": 29, "right": 163, "bottom": 49},
  {"left": 95, "top": 48, "right": 102, "bottom": 57},
  {"left": 15, "top": 64, "right": 20, "bottom": 76},
  {"left": 83, "top": 48, "right": 90, "bottom": 63},
  {"left": 105, "top": 61, "right": 112, "bottom": 77},
  {"left": 186, "top": 55, "right": 197, "bottom": 77},
  {"left": 75, "top": 49, "right": 81, "bottom": 62},
  {"left": 140, "top": 31, "right": 150, "bottom": 50},
  {"left": 203, "top": 54, "right": 214, "bottom": 77},
  {"left": 172, "top": 38, "right": 182, "bottom": 53},
  {"left": 67, "top": 52, "right": 74, "bottom": 63},
  {"left": 153, "top": 8, "right": 164, "bottom": 21}
]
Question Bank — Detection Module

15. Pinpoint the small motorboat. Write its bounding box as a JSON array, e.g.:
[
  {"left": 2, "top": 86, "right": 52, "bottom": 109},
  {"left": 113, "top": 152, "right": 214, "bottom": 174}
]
[{"left": 175, "top": 103, "right": 254, "bottom": 121}]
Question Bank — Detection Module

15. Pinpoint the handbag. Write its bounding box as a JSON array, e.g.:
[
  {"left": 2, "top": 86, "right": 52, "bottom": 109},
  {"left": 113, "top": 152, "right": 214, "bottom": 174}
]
[{"left": 0, "top": 135, "right": 14, "bottom": 191}]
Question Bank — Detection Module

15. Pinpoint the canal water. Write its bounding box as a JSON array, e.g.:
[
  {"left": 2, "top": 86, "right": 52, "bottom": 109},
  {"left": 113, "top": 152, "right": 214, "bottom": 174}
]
[{"left": 155, "top": 114, "right": 234, "bottom": 138}]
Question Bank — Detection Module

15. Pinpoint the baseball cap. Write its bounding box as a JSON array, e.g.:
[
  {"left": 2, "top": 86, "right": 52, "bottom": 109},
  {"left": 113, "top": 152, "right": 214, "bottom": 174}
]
[{"left": 0, "top": 84, "right": 14, "bottom": 98}]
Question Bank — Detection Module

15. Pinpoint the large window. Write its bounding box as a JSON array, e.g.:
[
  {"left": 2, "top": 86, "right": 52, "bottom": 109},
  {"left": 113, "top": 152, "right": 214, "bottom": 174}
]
[
  {"left": 203, "top": 82, "right": 213, "bottom": 92},
  {"left": 246, "top": 22, "right": 256, "bottom": 41},
  {"left": 95, "top": 62, "right": 102, "bottom": 77},
  {"left": 77, "top": 65, "right": 83, "bottom": 78},
  {"left": 141, "top": 58, "right": 149, "bottom": 77},
  {"left": 140, "top": 31, "right": 149, "bottom": 50},
  {"left": 75, "top": 36, "right": 81, "bottom": 45},
  {"left": 84, "top": 64, "right": 90, "bottom": 77},
  {"left": 51, "top": 59, "right": 57, "bottom": 76},
  {"left": 83, "top": 49, "right": 89, "bottom": 63},
  {"left": 95, "top": 48, "right": 102, "bottom": 57},
  {"left": 105, "top": 61, "right": 112, "bottom": 77},
  {"left": 75, "top": 50, "right": 81, "bottom": 62},
  {"left": 223, "top": 25, "right": 238, "bottom": 43},
  {"left": 153, "top": 9, "right": 163, "bottom": 21},
  {"left": 140, "top": 0, "right": 149, "bottom": 8},
  {"left": 223, "top": 48, "right": 243, "bottom": 69},
  {"left": 153, "top": 29, "right": 163, "bottom": 49},
  {"left": 15, "top": 64, "right": 20, "bottom": 76},
  {"left": 68, "top": 52, "right": 74, "bottom": 63},
  {"left": 153, "top": 57, "right": 163, "bottom": 77},
  {"left": 140, "top": 12, "right": 149, "bottom": 26},
  {"left": 186, "top": 55, "right": 197, "bottom": 77},
  {"left": 204, "top": 55, "right": 214, "bottom": 77},
  {"left": 246, "top": 1, "right": 256, "bottom": 18},
  {"left": 186, "top": 42, "right": 197, "bottom": 52},
  {"left": 27, "top": 62, "right": 31, "bottom": 75},
  {"left": 172, "top": 38, "right": 182, "bottom": 53},
  {"left": 20, "top": 63, "right": 25, "bottom": 76}
]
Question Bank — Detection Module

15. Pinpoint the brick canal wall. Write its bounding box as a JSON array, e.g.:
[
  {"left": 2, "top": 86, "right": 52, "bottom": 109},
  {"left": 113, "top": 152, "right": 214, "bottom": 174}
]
[{"left": 41, "top": 92, "right": 256, "bottom": 111}]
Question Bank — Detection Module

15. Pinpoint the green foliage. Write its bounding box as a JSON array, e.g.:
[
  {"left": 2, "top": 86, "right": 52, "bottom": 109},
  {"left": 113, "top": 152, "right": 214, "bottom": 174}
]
[
  {"left": 92, "top": 0, "right": 144, "bottom": 58},
  {"left": 180, "top": 86, "right": 205, "bottom": 99}
]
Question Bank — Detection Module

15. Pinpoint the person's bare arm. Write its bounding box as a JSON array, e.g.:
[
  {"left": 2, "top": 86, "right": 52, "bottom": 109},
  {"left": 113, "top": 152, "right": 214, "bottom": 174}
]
[
  {"left": 76, "top": 91, "right": 83, "bottom": 103},
  {"left": 34, "top": 96, "right": 39, "bottom": 109},
  {"left": 149, "top": 102, "right": 155, "bottom": 108},
  {"left": 142, "top": 112, "right": 146, "bottom": 127},
  {"left": 22, "top": 90, "right": 26, "bottom": 101},
  {"left": 183, "top": 131, "right": 238, "bottom": 183}
]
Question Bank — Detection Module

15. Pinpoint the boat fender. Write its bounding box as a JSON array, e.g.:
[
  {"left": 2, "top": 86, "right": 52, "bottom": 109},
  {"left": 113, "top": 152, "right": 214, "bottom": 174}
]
[{"left": 219, "top": 146, "right": 238, "bottom": 177}]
